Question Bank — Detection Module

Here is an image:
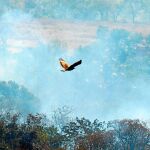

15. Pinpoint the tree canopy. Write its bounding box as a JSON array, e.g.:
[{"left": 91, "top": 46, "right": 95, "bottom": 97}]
[{"left": 0, "top": 0, "right": 150, "bottom": 23}]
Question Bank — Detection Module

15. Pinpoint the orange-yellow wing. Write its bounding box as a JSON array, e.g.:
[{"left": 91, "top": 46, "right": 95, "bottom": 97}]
[{"left": 59, "top": 58, "right": 70, "bottom": 71}]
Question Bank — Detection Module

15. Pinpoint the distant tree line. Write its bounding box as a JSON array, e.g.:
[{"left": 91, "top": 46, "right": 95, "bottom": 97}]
[
  {"left": 1, "top": 0, "right": 150, "bottom": 23},
  {"left": 88, "top": 27, "right": 150, "bottom": 80},
  {"left": 0, "top": 81, "right": 39, "bottom": 115},
  {"left": 0, "top": 112, "right": 149, "bottom": 150}
]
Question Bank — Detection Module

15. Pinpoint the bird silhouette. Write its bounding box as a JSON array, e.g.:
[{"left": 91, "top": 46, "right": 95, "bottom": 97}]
[{"left": 59, "top": 58, "right": 82, "bottom": 72}]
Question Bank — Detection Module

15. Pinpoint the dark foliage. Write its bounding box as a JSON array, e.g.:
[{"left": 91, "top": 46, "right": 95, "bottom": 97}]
[{"left": 0, "top": 113, "right": 149, "bottom": 150}]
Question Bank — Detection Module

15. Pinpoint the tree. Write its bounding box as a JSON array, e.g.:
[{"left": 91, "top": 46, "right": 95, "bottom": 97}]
[
  {"left": 52, "top": 106, "right": 72, "bottom": 130},
  {"left": 62, "top": 117, "right": 105, "bottom": 149},
  {"left": 0, "top": 81, "right": 39, "bottom": 115},
  {"left": 108, "top": 119, "right": 150, "bottom": 150},
  {"left": 109, "top": 0, "right": 124, "bottom": 22},
  {"left": 142, "top": 0, "right": 150, "bottom": 22},
  {"left": 75, "top": 130, "right": 115, "bottom": 150}
]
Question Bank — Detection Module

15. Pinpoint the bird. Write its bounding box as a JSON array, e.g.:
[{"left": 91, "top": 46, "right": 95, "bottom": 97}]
[{"left": 59, "top": 58, "right": 82, "bottom": 72}]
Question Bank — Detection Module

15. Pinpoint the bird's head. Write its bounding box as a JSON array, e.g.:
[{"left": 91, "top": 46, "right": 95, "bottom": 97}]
[{"left": 59, "top": 58, "right": 64, "bottom": 61}]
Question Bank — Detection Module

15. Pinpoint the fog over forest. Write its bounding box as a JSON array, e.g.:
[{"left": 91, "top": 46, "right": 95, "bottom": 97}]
[
  {"left": 0, "top": 0, "right": 150, "bottom": 121},
  {"left": 0, "top": 1, "right": 150, "bottom": 150}
]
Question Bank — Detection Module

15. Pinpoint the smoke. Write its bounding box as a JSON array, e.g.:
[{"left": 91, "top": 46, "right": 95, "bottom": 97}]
[{"left": 0, "top": 9, "right": 150, "bottom": 121}]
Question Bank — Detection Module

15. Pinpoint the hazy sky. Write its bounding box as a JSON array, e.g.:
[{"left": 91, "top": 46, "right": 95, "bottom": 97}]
[{"left": 0, "top": 10, "right": 150, "bottom": 121}]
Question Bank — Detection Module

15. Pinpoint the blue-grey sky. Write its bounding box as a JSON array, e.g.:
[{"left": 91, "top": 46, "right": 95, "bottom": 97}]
[{"left": 0, "top": 9, "right": 150, "bottom": 121}]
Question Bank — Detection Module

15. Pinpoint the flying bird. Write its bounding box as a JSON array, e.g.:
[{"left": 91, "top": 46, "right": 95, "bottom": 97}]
[{"left": 59, "top": 58, "right": 82, "bottom": 72}]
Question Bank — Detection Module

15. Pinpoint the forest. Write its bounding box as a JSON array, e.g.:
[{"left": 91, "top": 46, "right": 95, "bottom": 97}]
[
  {"left": 0, "top": 25, "right": 150, "bottom": 149},
  {"left": 0, "top": 112, "right": 149, "bottom": 150},
  {"left": 0, "top": 81, "right": 150, "bottom": 150},
  {"left": 0, "top": 0, "right": 150, "bottom": 150},
  {"left": 0, "top": 0, "right": 150, "bottom": 23}
]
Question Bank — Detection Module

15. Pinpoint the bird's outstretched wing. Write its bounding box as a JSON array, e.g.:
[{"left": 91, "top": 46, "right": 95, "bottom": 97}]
[
  {"left": 70, "top": 60, "right": 82, "bottom": 68},
  {"left": 59, "top": 58, "right": 70, "bottom": 70}
]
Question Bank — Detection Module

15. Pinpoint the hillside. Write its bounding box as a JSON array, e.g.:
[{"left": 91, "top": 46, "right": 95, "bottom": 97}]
[
  {"left": 2, "top": 19, "right": 150, "bottom": 54},
  {"left": 0, "top": 81, "right": 39, "bottom": 114}
]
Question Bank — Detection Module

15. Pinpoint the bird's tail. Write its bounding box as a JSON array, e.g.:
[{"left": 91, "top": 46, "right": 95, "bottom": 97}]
[{"left": 60, "top": 70, "right": 65, "bottom": 72}]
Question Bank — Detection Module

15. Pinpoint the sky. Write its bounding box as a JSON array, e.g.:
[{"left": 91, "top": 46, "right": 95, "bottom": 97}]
[{"left": 0, "top": 8, "right": 150, "bottom": 121}]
